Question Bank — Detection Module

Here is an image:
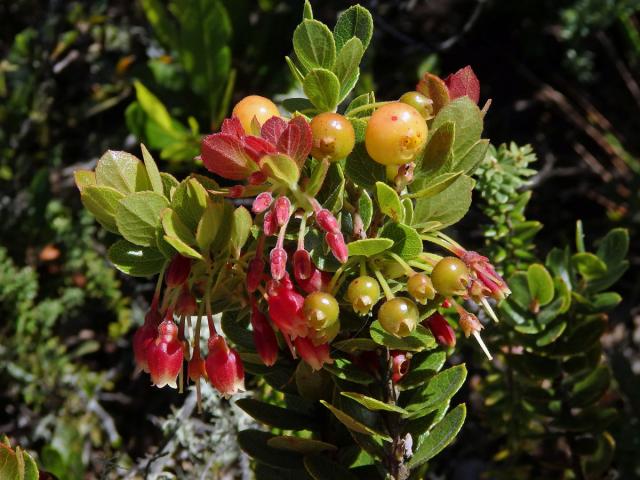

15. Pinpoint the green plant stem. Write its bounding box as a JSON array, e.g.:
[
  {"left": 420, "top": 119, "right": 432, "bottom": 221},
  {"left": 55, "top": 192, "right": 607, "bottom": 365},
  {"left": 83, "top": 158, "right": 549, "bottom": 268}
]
[
  {"left": 387, "top": 252, "right": 415, "bottom": 276},
  {"left": 372, "top": 266, "right": 394, "bottom": 301}
]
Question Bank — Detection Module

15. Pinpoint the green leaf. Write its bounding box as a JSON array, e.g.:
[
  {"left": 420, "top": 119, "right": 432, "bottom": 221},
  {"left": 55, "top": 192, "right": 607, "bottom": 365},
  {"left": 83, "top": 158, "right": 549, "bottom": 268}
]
[
  {"left": 304, "top": 68, "right": 341, "bottom": 111},
  {"left": 358, "top": 189, "right": 374, "bottom": 230},
  {"left": 596, "top": 228, "right": 629, "bottom": 268},
  {"left": 590, "top": 292, "right": 622, "bottom": 312},
  {"left": 318, "top": 162, "right": 345, "bottom": 212},
  {"left": 417, "top": 121, "right": 454, "bottom": 174},
  {"left": 405, "top": 365, "right": 467, "bottom": 418},
  {"left": 341, "top": 392, "right": 408, "bottom": 414},
  {"left": 238, "top": 430, "right": 304, "bottom": 470},
  {"left": 286, "top": 56, "right": 306, "bottom": 86},
  {"left": 375, "top": 182, "right": 404, "bottom": 223},
  {"left": 220, "top": 313, "right": 255, "bottom": 352},
  {"left": 379, "top": 223, "right": 422, "bottom": 259},
  {"left": 0, "top": 443, "right": 39, "bottom": 480},
  {"left": 319, "top": 401, "right": 391, "bottom": 441},
  {"left": 332, "top": 338, "right": 378, "bottom": 353},
  {"left": 140, "top": 144, "right": 163, "bottom": 195},
  {"left": 527, "top": 264, "right": 555, "bottom": 306},
  {"left": 430, "top": 97, "right": 483, "bottom": 158},
  {"left": 133, "top": 81, "right": 184, "bottom": 139},
  {"left": 400, "top": 351, "right": 447, "bottom": 390},
  {"left": 236, "top": 399, "right": 320, "bottom": 431},
  {"left": 573, "top": 253, "right": 607, "bottom": 280},
  {"left": 370, "top": 321, "right": 436, "bottom": 352},
  {"left": 407, "top": 404, "right": 466, "bottom": 468},
  {"left": 116, "top": 191, "right": 168, "bottom": 247},
  {"left": 302, "top": 0, "right": 313, "bottom": 20},
  {"left": 345, "top": 92, "right": 374, "bottom": 117},
  {"left": 161, "top": 209, "right": 202, "bottom": 260},
  {"left": 345, "top": 119, "right": 386, "bottom": 188},
  {"left": 305, "top": 159, "right": 330, "bottom": 197},
  {"left": 160, "top": 172, "right": 179, "bottom": 199},
  {"left": 347, "top": 238, "right": 394, "bottom": 257},
  {"left": 324, "top": 359, "right": 375, "bottom": 385},
  {"left": 171, "top": 177, "right": 208, "bottom": 232},
  {"left": 304, "top": 454, "right": 358, "bottom": 480},
  {"left": 293, "top": 19, "right": 336, "bottom": 71},
  {"left": 268, "top": 437, "right": 336, "bottom": 455},
  {"left": 408, "top": 171, "right": 464, "bottom": 200},
  {"left": 334, "top": 5, "right": 373, "bottom": 51},
  {"left": 333, "top": 37, "right": 363, "bottom": 102},
  {"left": 95, "top": 150, "right": 151, "bottom": 194},
  {"left": 73, "top": 170, "right": 96, "bottom": 192},
  {"left": 413, "top": 175, "right": 474, "bottom": 228},
  {"left": 107, "top": 240, "right": 166, "bottom": 277},
  {"left": 231, "top": 206, "right": 252, "bottom": 254},
  {"left": 402, "top": 198, "right": 414, "bottom": 225},
  {"left": 80, "top": 185, "right": 124, "bottom": 233},
  {"left": 535, "top": 321, "right": 567, "bottom": 346},
  {"left": 581, "top": 432, "right": 615, "bottom": 477},
  {"left": 454, "top": 139, "right": 489, "bottom": 174},
  {"left": 263, "top": 154, "right": 301, "bottom": 186},
  {"left": 196, "top": 200, "right": 222, "bottom": 252},
  {"left": 570, "top": 365, "right": 610, "bottom": 408},
  {"left": 140, "top": 0, "right": 177, "bottom": 49}
]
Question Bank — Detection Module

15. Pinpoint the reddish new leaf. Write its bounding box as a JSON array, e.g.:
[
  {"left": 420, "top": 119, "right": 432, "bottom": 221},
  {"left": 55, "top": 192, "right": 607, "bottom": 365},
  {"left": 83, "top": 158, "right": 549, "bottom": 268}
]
[
  {"left": 261, "top": 116, "right": 288, "bottom": 145},
  {"left": 278, "top": 116, "right": 312, "bottom": 166},
  {"left": 444, "top": 66, "right": 480, "bottom": 104},
  {"left": 243, "top": 136, "right": 278, "bottom": 163},
  {"left": 416, "top": 73, "right": 450, "bottom": 115},
  {"left": 201, "top": 133, "right": 257, "bottom": 180},
  {"left": 220, "top": 117, "right": 245, "bottom": 138}
]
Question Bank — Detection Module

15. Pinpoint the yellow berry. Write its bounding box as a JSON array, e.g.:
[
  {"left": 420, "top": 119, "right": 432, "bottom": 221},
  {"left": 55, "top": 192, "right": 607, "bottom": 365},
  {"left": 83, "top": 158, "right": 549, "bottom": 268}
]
[
  {"left": 310, "top": 113, "right": 355, "bottom": 162},
  {"left": 232, "top": 95, "right": 279, "bottom": 134}
]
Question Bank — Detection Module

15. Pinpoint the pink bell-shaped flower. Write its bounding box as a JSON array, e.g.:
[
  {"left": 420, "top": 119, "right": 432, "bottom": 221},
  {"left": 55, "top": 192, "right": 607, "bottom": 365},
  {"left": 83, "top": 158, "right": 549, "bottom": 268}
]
[
  {"left": 132, "top": 308, "right": 162, "bottom": 373},
  {"left": 205, "top": 335, "right": 245, "bottom": 396},
  {"left": 147, "top": 319, "right": 184, "bottom": 388},
  {"left": 294, "top": 337, "right": 333, "bottom": 371}
]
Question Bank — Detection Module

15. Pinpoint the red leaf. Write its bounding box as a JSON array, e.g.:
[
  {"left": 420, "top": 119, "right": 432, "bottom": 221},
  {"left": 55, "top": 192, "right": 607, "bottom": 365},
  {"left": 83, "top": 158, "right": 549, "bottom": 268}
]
[
  {"left": 444, "top": 66, "right": 480, "bottom": 104},
  {"left": 244, "top": 136, "right": 278, "bottom": 163},
  {"left": 201, "top": 133, "right": 257, "bottom": 180},
  {"left": 261, "top": 116, "right": 288, "bottom": 144},
  {"left": 220, "top": 117, "right": 245, "bottom": 138},
  {"left": 278, "top": 116, "right": 312, "bottom": 166}
]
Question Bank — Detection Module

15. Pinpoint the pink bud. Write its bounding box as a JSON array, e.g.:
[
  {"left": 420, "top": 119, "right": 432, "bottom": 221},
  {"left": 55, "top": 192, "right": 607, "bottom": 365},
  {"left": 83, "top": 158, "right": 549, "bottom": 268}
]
[
  {"left": 188, "top": 350, "right": 207, "bottom": 382},
  {"left": 147, "top": 320, "right": 184, "bottom": 388},
  {"left": 205, "top": 335, "right": 245, "bottom": 396},
  {"left": 294, "top": 337, "right": 333, "bottom": 371},
  {"left": 251, "top": 304, "right": 279, "bottom": 366},
  {"left": 274, "top": 196, "right": 291, "bottom": 227},
  {"left": 270, "top": 247, "right": 288, "bottom": 281},
  {"left": 252, "top": 192, "right": 273, "bottom": 213},
  {"left": 247, "top": 257, "right": 265, "bottom": 293},
  {"left": 325, "top": 232, "right": 348, "bottom": 263},
  {"left": 316, "top": 209, "right": 339, "bottom": 234},
  {"left": 425, "top": 312, "right": 456, "bottom": 348},
  {"left": 297, "top": 268, "right": 326, "bottom": 294},
  {"left": 133, "top": 308, "right": 161, "bottom": 373},
  {"left": 268, "top": 285, "right": 308, "bottom": 338},
  {"left": 263, "top": 210, "right": 277, "bottom": 236},
  {"left": 166, "top": 255, "right": 191, "bottom": 288},
  {"left": 391, "top": 351, "right": 410, "bottom": 383},
  {"left": 293, "top": 249, "right": 312, "bottom": 281}
]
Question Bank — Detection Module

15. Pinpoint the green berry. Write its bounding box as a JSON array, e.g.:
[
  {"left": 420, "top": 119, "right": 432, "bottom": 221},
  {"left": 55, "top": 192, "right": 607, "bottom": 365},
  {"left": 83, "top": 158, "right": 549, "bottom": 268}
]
[
  {"left": 303, "top": 292, "right": 339, "bottom": 329},
  {"left": 310, "top": 112, "right": 355, "bottom": 162},
  {"left": 399, "top": 91, "right": 433, "bottom": 119},
  {"left": 431, "top": 257, "right": 469, "bottom": 297},
  {"left": 378, "top": 297, "right": 419, "bottom": 337},
  {"left": 365, "top": 102, "right": 428, "bottom": 166},
  {"left": 407, "top": 273, "right": 436, "bottom": 304},
  {"left": 347, "top": 276, "right": 381, "bottom": 315}
]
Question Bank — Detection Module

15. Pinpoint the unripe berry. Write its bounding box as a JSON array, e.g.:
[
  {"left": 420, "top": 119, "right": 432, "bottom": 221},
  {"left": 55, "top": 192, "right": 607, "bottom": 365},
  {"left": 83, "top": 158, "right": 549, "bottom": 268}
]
[
  {"left": 310, "top": 112, "right": 355, "bottom": 162},
  {"left": 347, "top": 276, "right": 380, "bottom": 315},
  {"left": 399, "top": 91, "right": 433, "bottom": 119},
  {"left": 206, "top": 335, "right": 245, "bottom": 396},
  {"left": 365, "top": 102, "right": 428, "bottom": 166},
  {"left": 232, "top": 95, "right": 279, "bottom": 134},
  {"left": 407, "top": 273, "right": 436, "bottom": 305},
  {"left": 431, "top": 257, "right": 469, "bottom": 297},
  {"left": 378, "top": 297, "right": 419, "bottom": 337},
  {"left": 303, "top": 292, "right": 340, "bottom": 345}
]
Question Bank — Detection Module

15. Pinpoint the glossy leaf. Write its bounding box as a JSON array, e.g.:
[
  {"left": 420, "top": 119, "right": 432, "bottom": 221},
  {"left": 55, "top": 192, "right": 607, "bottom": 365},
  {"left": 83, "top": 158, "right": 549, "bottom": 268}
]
[
  {"left": 347, "top": 238, "right": 394, "bottom": 257},
  {"left": 370, "top": 321, "right": 436, "bottom": 352},
  {"left": 405, "top": 365, "right": 467, "bottom": 418},
  {"left": 236, "top": 399, "right": 320, "bottom": 431},
  {"left": 527, "top": 263, "right": 555, "bottom": 306},
  {"left": 341, "top": 392, "right": 408, "bottom": 414},
  {"left": 95, "top": 150, "right": 151, "bottom": 194},
  {"left": 268, "top": 437, "right": 336, "bottom": 454},
  {"left": 107, "top": 240, "right": 165, "bottom": 277},
  {"left": 319, "top": 401, "right": 391, "bottom": 441},
  {"left": 238, "top": 430, "right": 305, "bottom": 470},
  {"left": 375, "top": 182, "right": 404, "bottom": 223},
  {"left": 116, "top": 191, "right": 168, "bottom": 247},
  {"left": 80, "top": 185, "right": 124, "bottom": 233},
  {"left": 304, "top": 454, "right": 358, "bottom": 480}
]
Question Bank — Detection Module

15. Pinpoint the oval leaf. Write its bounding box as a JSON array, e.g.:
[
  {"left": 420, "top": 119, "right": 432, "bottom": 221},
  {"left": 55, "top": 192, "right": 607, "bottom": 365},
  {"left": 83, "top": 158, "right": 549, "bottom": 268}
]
[
  {"left": 108, "top": 240, "right": 166, "bottom": 276},
  {"left": 319, "top": 401, "right": 391, "bottom": 441},
  {"left": 347, "top": 238, "right": 394, "bottom": 257},
  {"left": 116, "top": 191, "right": 168, "bottom": 246}
]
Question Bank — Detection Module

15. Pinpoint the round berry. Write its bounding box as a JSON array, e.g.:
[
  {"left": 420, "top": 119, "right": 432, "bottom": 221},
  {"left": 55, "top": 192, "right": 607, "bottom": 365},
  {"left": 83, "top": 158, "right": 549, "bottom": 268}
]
[
  {"left": 407, "top": 273, "right": 436, "bottom": 305},
  {"left": 310, "top": 113, "right": 355, "bottom": 162},
  {"left": 303, "top": 292, "right": 339, "bottom": 329},
  {"left": 232, "top": 95, "right": 279, "bottom": 133},
  {"left": 378, "top": 297, "right": 419, "bottom": 337},
  {"left": 399, "top": 91, "right": 433, "bottom": 119},
  {"left": 431, "top": 257, "right": 469, "bottom": 297},
  {"left": 365, "top": 102, "right": 428, "bottom": 166},
  {"left": 347, "top": 276, "right": 380, "bottom": 315}
]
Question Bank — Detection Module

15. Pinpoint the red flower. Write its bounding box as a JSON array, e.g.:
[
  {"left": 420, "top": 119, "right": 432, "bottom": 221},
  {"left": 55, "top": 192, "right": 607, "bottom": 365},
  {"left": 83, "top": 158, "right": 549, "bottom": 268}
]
[
  {"left": 268, "top": 283, "right": 308, "bottom": 338},
  {"left": 147, "top": 320, "right": 184, "bottom": 389},
  {"left": 133, "top": 308, "right": 162, "bottom": 373},
  {"left": 205, "top": 335, "right": 245, "bottom": 396},
  {"left": 294, "top": 337, "right": 333, "bottom": 371},
  {"left": 391, "top": 351, "right": 410, "bottom": 383},
  {"left": 251, "top": 303, "right": 279, "bottom": 367}
]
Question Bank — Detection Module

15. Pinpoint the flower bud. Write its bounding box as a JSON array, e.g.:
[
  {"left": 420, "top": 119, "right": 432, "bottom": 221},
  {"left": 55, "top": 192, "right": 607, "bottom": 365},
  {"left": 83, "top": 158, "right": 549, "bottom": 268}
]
[
  {"left": 460, "top": 250, "right": 511, "bottom": 302},
  {"left": 247, "top": 257, "right": 264, "bottom": 293},
  {"left": 294, "top": 337, "right": 333, "bottom": 371},
  {"left": 391, "top": 351, "right": 410, "bottom": 383},
  {"left": 270, "top": 247, "right": 288, "bottom": 281},
  {"left": 263, "top": 210, "right": 277, "bottom": 236},
  {"left": 188, "top": 349, "right": 207, "bottom": 382},
  {"left": 325, "top": 232, "right": 348, "bottom": 263},
  {"left": 166, "top": 255, "right": 191, "bottom": 288},
  {"left": 133, "top": 308, "right": 162, "bottom": 373},
  {"left": 147, "top": 320, "right": 184, "bottom": 388},
  {"left": 407, "top": 273, "right": 436, "bottom": 305},
  {"left": 425, "top": 312, "right": 456, "bottom": 348},
  {"left": 316, "top": 209, "right": 340, "bottom": 234},
  {"left": 251, "top": 304, "right": 278, "bottom": 366},
  {"left": 252, "top": 192, "right": 273, "bottom": 214},
  {"left": 293, "top": 249, "right": 313, "bottom": 281},
  {"left": 274, "top": 196, "right": 291, "bottom": 227},
  {"left": 268, "top": 285, "right": 308, "bottom": 338},
  {"left": 206, "top": 335, "right": 245, "bottom": 396}
]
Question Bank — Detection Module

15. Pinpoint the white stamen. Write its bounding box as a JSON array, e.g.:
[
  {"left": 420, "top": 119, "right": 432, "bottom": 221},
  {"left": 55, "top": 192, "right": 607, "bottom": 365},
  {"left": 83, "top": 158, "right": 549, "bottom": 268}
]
[
  {"left": 473, "top": 331, "right": 493, "bottom": 360},
  {"left": 481, "top": 297, "right": 499, "bottom": 323}
]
